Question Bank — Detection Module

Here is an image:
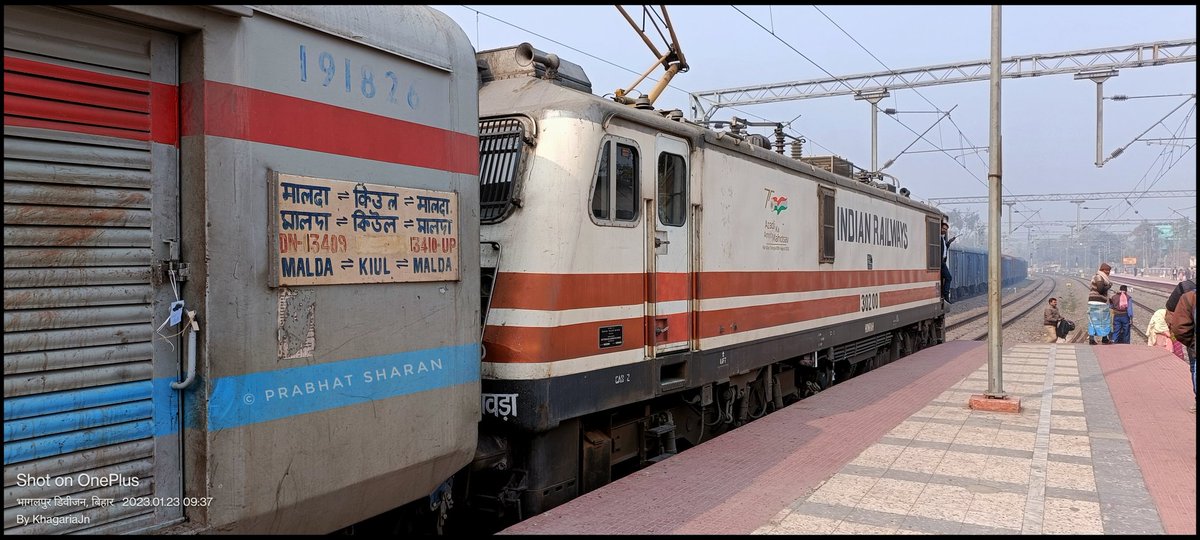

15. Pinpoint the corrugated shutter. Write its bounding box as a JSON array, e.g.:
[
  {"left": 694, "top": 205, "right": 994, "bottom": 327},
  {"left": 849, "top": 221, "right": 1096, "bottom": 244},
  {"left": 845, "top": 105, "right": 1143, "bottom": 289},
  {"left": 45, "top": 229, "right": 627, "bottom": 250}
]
[{"left": 4, "top": 5, "right": 180, "bottom": 534}]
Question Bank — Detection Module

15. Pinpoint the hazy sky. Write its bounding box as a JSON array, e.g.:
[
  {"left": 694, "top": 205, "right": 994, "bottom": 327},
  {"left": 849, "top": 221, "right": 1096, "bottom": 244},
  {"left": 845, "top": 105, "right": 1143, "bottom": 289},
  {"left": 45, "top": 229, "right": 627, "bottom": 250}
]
[{"left": 434, "top": 5, "right": 1196, "bottom": 238}]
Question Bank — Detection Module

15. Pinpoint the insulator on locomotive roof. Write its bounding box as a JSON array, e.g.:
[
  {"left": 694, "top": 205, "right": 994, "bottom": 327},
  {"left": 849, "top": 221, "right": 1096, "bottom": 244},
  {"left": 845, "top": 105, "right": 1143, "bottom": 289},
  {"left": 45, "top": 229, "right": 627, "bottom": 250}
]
[
  {"left": 661, "top": 109, "right": 685, "bottom": 122},
  {"left": 747, "top": 134, "right": 772, "bottom": 150},
  {"left": 790, "top": 140, "right": 804, "bottom": 159}
]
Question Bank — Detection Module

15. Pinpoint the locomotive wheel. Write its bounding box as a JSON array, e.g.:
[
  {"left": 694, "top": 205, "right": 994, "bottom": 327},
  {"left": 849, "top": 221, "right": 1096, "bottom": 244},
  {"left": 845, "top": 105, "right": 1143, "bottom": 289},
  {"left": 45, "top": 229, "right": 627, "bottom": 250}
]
[{"left": 816, "top": 367, "right": 832, "bottom": 390}]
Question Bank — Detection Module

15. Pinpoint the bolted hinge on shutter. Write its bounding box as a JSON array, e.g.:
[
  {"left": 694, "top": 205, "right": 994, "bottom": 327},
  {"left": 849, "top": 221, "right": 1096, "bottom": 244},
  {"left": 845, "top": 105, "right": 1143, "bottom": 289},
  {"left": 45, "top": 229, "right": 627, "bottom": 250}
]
[
  {"left": 167, "top": 260, "right": 191, "bottom": 282},
  {"left": 153, "top": 260, "right": 190, "bottom": 286},
  {"left": 155, "top": 238, "right": 189, "bottom": 285}
]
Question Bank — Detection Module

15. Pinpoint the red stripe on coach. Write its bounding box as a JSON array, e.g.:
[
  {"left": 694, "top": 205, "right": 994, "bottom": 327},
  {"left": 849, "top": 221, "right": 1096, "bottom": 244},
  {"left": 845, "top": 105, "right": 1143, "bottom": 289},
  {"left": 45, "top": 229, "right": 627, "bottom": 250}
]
[
  {"left": 3, "top": 56, "right": 177, "bottom": 145},
  {"left": 197, "top": 81, "right": 478, "bottom": 175}
]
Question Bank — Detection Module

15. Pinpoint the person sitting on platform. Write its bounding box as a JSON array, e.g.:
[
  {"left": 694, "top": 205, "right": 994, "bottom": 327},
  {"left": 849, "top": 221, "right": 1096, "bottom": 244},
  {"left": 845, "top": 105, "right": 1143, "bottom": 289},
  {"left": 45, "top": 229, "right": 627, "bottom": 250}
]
[{"left": 1043, "top": 297, "right": 1064, "bottom": 344}]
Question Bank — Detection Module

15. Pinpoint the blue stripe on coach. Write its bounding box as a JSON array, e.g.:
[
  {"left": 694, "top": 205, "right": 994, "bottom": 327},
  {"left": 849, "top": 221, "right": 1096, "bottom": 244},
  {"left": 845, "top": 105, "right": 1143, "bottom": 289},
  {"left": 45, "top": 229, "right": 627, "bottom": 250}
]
[
  {"left": 204, "top": 343, "right": 480, "bottom": 432},
  {"left": 4, "top": 381, "right": 152, "bottom": 421},
  {"left": 4, "top": 401, "right": 153, "bottom": 442},
  {"left": 3, "top": 380, "right": 179, "bottom": 465},
  {"left": 4, "top": 420, "right": 154, "bottom": 465},
  {"left": 3, "top": 344, "right": 476, "bottom": 464}
]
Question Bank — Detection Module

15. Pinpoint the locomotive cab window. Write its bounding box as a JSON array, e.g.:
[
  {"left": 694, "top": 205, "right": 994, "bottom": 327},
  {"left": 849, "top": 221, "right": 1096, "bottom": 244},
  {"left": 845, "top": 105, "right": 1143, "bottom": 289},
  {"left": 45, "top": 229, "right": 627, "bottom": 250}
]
[
  {"left": 926, "top": 217, "right": 941, "bottom": 271},
  {"left": 591, "top": 138, "right": 640, "bottom": 226},
  {"left": 818, "top": 186, "right": 835, "bottom": 263},
  {"left": 657, "top": 152, "right": 686, "bottom": 226}
]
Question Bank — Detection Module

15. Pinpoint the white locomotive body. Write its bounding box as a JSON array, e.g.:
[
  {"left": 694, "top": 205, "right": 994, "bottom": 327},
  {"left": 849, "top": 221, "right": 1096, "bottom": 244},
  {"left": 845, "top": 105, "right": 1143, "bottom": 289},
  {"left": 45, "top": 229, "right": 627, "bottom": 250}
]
[{"left": 471, "top": 44, "right": 946, "bottom": 517}]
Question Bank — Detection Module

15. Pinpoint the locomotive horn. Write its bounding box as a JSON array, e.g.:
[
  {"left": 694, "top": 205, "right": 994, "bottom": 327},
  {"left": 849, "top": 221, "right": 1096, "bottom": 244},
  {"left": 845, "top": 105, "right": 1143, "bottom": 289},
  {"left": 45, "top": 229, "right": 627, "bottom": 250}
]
[
  {"left": 899, "top": 187, "right": 911, "bottom": 198},
  {"left": 516, "top": 42, "right": 560, "bottom": 70}
]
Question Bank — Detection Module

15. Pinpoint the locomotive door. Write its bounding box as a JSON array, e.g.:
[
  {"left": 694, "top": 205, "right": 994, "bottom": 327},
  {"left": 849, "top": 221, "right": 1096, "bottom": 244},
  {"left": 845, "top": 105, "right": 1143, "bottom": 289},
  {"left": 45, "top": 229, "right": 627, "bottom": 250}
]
[
  {"left": 648, "top": 135, "right": 692, "bottom": 355},
  {"left": 3, "top": 5, "right": 183, "bottom": 534}
]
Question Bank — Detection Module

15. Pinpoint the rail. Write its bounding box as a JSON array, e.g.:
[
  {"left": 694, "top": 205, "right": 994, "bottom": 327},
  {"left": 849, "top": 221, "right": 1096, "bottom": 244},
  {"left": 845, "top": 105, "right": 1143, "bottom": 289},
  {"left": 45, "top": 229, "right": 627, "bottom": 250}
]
[{"left": 944, "top": 276, "right": 1055, "bottom": 340}]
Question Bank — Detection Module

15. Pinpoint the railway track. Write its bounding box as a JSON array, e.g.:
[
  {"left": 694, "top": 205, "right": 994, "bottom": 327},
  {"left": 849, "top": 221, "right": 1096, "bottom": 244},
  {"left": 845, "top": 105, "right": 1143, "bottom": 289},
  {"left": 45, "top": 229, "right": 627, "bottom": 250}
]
[{"left": 945, "top": 275, "right": 1056, "bottom": 341}]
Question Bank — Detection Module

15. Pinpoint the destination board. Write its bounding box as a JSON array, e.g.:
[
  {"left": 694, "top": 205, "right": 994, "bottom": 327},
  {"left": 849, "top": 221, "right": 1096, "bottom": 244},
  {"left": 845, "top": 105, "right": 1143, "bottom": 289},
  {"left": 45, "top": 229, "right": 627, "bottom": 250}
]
[{"left": 269, "top": 172, "right": 459, "bottom": 286}]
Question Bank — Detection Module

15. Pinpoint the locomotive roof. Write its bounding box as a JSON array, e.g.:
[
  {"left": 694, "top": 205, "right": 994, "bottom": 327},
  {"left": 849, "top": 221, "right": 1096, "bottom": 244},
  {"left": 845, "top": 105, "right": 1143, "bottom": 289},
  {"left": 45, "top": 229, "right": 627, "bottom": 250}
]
[{"left": 478, "top": 57, "right": 946, "bottom": 218}]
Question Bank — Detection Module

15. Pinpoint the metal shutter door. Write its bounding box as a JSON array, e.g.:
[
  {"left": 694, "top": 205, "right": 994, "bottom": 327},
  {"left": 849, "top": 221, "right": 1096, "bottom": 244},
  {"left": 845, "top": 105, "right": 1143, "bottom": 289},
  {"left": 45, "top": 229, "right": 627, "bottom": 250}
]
[{"left": 4, "top": 5, "right": 182, "bottom": 534}]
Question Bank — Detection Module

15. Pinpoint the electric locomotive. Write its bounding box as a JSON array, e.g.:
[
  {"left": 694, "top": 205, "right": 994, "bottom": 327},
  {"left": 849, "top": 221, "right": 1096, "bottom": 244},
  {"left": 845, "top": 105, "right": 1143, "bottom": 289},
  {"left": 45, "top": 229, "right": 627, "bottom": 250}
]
[{"left": 467, "top": 43, "right": 948, "bottom": 520}]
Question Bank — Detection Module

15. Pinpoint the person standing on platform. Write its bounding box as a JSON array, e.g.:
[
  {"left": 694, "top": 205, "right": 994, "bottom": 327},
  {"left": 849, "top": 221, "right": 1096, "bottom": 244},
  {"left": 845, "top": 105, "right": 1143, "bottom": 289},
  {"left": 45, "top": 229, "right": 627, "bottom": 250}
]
[
  {"left": 1043, "top": 297, "right": 1064, "bottom": 343},
  {"left": 1108, "top": 285, "right": 1133, "bottom": 344},
  {"left": 940, "top": 220, "right": 956, "bottom": 304},
  {"left": 1166, "top": 275, "right": 1196, "bottom": 313},
  {"left": 1167, "top": 278, "right": 1196, "bottom": 413},
  {"left": 1087, "top": 263, "right": 1113, "bottom": 345}
]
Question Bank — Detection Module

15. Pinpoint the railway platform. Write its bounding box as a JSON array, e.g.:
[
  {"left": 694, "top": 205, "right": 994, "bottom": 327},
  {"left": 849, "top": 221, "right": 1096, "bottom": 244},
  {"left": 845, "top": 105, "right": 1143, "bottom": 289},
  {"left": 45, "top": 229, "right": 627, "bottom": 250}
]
[{"left": 499, "top": 341, "right": 1196, "bottom": 535}]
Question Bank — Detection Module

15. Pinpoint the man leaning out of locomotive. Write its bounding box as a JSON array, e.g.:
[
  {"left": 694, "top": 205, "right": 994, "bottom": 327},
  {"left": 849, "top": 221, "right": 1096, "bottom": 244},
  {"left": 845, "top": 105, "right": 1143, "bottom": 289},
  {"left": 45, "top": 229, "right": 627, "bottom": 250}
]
[
  {"left": 940, "top": 221, "right": 956, "bottom": 304},
  {"left": 1043, "top": 297, "right": 1063, "bottom": 344}
]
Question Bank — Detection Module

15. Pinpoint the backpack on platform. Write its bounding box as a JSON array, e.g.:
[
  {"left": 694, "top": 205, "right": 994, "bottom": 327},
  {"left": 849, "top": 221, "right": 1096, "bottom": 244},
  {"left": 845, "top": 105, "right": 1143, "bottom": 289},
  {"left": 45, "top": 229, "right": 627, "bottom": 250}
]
[{"left": 1056, "top": 319, "right": 1075, "bottom": 339}]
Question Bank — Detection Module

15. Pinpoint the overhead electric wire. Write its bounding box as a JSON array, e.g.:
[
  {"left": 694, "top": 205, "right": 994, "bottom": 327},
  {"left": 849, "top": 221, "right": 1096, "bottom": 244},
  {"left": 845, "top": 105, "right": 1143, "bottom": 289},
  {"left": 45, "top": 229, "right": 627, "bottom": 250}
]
[
  {"left": 728, "top": 6, "right": 990, "bottom": 186},
  {"left": 457, "top": 5, "right": 837, "bottom": 160},
  {"left": 810, "top": 5, "right": 1044, "bottom": 219}
]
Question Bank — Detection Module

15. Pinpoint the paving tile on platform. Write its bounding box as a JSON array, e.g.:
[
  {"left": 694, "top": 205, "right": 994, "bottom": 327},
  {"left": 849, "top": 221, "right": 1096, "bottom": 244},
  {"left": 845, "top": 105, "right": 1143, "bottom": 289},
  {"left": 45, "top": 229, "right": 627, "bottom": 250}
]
[
  {"left": 931, "top": 407, "right": 973, "bottom": 422},
  {"left": 962, "top": 491, "right": 1025, "bottom": 531},
  {"left": 990, "top": 430, "right": 1037, "bottom": 451},
  {"left": 1045, "top": 460, "right": 1097, "bottom": 492},
  {"left": 833, "top": 520, "right": 900, "bottom": 534},
  {"left": 807, "top": 474, "right": 879, "bottom": 508},
  {"left": 1050, "top": 414, "right": 1088, "bottom": 432},
  {"left": 1056, "top": 386, "right": 1083, "bottom": 398},
  {"left": 890, "top": 446, "right": 948, "bottom": 475},
  {"left": 952, "top": 425, "right": 999, "bottom": 446},
  {"left": 849, "top": 443, "right": 906, "bottom": 469},
  {"left": 887, "top": 420, "right": 926, "bottom": 440},
  {"left": 978, "top": 454, "right": 1034, "bottom": 485},
  {"left": 914, "top": 422, "right": 961, "bottom": 444},
  {"left": 907, "top": 483, "right": 972, "bottom": 522},
  {"left": 856, "top": 478, "right": 924, "bottom": 516},
  {"left": 1042, "top": 497, "right": 1104, "bottom": 534},
  {"left": 1052, "top": 397, "right": 1085, "bottom": 412},
  {"left": 1049, "top": 433, "right": 1092, "bottom": 457},
  {"left": 769, "top": 513, "right": 841, "bottom": 534},
  {"left": 934, "top": 450, "right": 989, "bottom": 478}
]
